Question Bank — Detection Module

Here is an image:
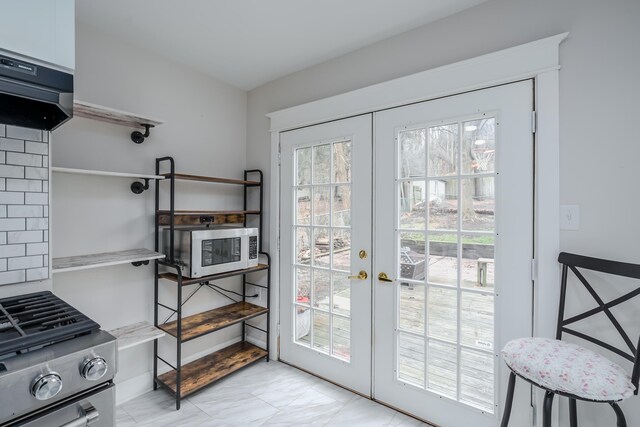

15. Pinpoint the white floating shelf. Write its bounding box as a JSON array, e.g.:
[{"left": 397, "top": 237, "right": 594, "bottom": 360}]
[
  {"left": 109, "top": 321, "right": 166, "bottom": 351},
  {"left": 73, "top": 100, "right": 163, "bottom": 129},
  {"left": 52, "top": 167, "right": 164, "bottom": 180},
  {"left": 52, "top": 248, "right": 165, "bottom": 273}
]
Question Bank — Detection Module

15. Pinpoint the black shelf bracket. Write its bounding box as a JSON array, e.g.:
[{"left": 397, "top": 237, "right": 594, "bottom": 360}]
[
  {"left": 131, "top": 260, "right": 150, "bottom": 267},
  {"left": 131, "top": 178, "right": 150, "bottom": 194},
  {"left": 131, "top": 124, "right": 154, "bottom": 144}
]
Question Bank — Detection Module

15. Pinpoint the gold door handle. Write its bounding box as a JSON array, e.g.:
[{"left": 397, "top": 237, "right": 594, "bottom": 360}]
[
  {"left": 348, "top": 270, "right": 368, "bottom": 280},
  {"left": 378, "top": 272, "right": 394, "bottom": 282}
]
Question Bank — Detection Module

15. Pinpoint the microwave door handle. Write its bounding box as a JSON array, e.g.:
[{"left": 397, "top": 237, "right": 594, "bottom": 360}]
[{"left": 60, "top": 403, "right": 99, "bottom": 427}]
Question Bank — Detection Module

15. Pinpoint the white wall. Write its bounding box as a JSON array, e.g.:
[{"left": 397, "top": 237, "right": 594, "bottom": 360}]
[
  {"left": 246, "top": 0, "right": 640, "bottom": 425},
  {"left": 51, "top": 23, "right": 248, "bottom": 404}
]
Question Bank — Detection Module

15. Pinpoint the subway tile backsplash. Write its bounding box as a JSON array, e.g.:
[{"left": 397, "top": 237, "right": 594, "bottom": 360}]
[{"left": 0, "top": 124, "right": 49, "bottom": 285}]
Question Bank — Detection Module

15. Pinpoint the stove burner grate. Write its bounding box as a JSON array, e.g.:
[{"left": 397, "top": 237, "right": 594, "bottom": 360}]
[{"left": 0, "top": 291, "right": 99, "bottom": 357}]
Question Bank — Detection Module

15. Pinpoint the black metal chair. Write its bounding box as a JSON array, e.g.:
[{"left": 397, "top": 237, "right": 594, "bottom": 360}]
[{"left": 500, "top": 252, "right": 640, "bottom": 427}]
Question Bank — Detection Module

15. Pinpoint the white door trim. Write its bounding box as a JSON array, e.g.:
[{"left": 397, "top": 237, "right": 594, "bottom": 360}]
[
  {"left": 268, "top": 33, "right": 566, "bottom": 425},
  {"left": 267, "top": 33, "right": 567, "bottom": 133}
]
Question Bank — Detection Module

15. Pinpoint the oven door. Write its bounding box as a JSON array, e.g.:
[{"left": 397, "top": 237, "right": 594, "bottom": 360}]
[
  {"left": 192, "top": 229, "right": 249, "bottom": 277},
  {"left": 11, "top": 383, "right": 114, "bottom": 427}
]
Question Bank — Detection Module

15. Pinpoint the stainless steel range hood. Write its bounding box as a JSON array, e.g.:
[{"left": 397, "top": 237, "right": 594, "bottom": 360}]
[{"left": 0, "top": 52, "right": 73, "bottom": 131}]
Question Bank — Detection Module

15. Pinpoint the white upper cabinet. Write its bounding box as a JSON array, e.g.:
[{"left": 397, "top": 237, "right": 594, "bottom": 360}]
[{"left": 0, "top": 0, "right": 75, "bottom": 71}]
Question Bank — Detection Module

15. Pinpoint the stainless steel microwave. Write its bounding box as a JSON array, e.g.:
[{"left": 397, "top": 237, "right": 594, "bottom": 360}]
[{"left": 162, "top": 227, "right": 259, "bottom": 278}]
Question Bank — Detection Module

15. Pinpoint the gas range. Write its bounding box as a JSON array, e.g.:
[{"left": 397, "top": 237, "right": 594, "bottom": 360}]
[{"left": 0, "top": 291, "right": 117, "bottom": 426}]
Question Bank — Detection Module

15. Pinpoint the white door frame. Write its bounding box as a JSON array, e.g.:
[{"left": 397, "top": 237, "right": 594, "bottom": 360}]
[{"left": 267, "top": 33, "right": 568, "bottom": 424}]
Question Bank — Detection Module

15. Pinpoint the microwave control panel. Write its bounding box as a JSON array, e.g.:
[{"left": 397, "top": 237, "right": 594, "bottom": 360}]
[{"left": 249, "top": 236, "right": 258, "bottom": 259}]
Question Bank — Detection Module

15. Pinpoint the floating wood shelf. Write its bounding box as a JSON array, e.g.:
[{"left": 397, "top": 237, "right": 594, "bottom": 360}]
[
  {"left": 74, "top": 100, "right": 163, "bottom": 129},
  {"left": 53, "top": 248, "right": 165, "bottom": 273},
  {"left": 157, "top": 210, "right": 260, "bottom": 226},
  {"left": 159, "top": 302, "right": 268, "bottom": 342},
  {"left": 163, "top": 173, "right": 260, "bottom": 186},
  {"left": 156, "top": 341, "right": 267, "bottom": 397},
  {"left": 158, "top": 263, "right": 269, "bottom": 286},
  {"left": 52, "top": 167, "right": 164, "bottom": 180},
  {"left": 109, "top": 321, "right": 166, "bottom": 351}
]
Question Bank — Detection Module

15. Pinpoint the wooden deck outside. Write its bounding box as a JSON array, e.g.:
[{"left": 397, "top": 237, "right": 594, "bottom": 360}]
[
  {"left": 397, "top": 272, "right": 495, "bottom": 413},
  {"left": 295, "top": 252, "right": 495, "bottom": 412}
]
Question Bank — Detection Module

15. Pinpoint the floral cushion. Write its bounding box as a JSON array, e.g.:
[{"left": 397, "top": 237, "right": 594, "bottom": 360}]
[{"left": 502, "top": 337, "right": 635, "bottom": 401}]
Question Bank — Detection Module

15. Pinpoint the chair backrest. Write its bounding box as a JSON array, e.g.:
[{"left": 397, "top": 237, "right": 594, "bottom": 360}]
[{"left": 557, "top": 252, "right": 640, "bottom": 395}]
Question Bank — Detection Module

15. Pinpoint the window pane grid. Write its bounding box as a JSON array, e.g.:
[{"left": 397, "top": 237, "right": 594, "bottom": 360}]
[
  {"left": 427, "top": 281, "right": 494, "bottom": 296},
  {"left": 396, "top": 116, "right": 496, "bottom": 413},
  {"left": 395, "top": 228, "right": 428, "bottom": 233},
  {"left": 292, "top": 225, "right": 351, "bottom": 230},
  {"left": 293, "top": 141, "right": 352, "bottom": 362},
  {"left": 396, "top": 173, "right": 496, "bottom": 184},
  {"left": 397, "top": 328, "right": 494, "bottom": 354}
]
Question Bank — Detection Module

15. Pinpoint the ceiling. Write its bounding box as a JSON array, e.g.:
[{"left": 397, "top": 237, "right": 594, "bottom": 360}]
[{"left": 76, "top": 0, "right": 488, "bottom": 91}]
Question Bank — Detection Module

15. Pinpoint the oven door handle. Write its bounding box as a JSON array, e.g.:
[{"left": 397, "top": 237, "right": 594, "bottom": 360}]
[{"left": 60, "top": 402, "right": 99, "bottom": 427}]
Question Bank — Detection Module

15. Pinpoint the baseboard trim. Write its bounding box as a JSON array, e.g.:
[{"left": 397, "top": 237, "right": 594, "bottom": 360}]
[{"left": 116, "top": 371, "right": 154, "bottom": 406}]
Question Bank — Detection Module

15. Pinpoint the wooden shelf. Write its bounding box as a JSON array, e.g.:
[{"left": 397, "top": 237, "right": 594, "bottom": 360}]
[
  {"left": 157, "top": 210, "right": 260, "bottom": 226},
  {"left": 156, "top": 341, "right": 267, "bottom": 397},
  {"left": 164, "top": 173, "right": 260, "bottom": 186},
  {"left": 74, "top": 100, "right": 163, "bottom": 129},
  {"left": 109, "top": 321, "right": 166, "bottom": 351},
  {"left": 52, "top": 167, "right": 164, "bottom": 180},
  {"left": 153, "top": 160, "right": 268, "bottom": 409},
  {"left": 53, "top": 248, "right": 165, "bottom": 273},
  {"left": 158, "top": 263, "right": 269, "bottom": 286},
  {"left": 159, "top": 302, "right": 268, "bottom": 342}
]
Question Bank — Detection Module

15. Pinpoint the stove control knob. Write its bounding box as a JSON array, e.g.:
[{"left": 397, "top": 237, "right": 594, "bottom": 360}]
[
  {"left": 81, "top": 357, "right": 108, "bottom": 381},
  {"left": 31, "top": 372, "right": 63, "bottom": 400}
]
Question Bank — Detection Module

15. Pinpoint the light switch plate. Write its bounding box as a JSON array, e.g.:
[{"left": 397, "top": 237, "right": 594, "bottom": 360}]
[{"left": 560, "top": 205, "right": 580, "bottom": 230}]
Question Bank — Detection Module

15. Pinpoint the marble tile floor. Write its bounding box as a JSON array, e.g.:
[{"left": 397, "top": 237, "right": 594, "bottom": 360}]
[{"left": 117, "top": 360, "right": 429, "bottom": 426}]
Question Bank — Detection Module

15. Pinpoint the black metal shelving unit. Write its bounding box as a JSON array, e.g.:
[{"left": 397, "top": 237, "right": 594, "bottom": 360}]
[{"left": 153, "top": 156, "right": 270, "bottom": 410}]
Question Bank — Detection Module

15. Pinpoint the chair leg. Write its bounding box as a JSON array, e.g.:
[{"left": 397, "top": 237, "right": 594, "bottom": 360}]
[
  {"left": 569, "top": 398, "right": 578, "bottom": 427},
  {"left": 610, "top": 402, "right": 627, "bottom": 427},
  {"left": 543, "top": 391, "right": 555, "bottom": 427},
  {"left": 500, "top": 372, "right": 517, "bottom": 427}
]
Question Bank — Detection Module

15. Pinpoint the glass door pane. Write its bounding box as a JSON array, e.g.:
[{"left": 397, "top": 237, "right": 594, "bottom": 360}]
[
  {"left": 293, "top": 140, "right": 353, "bottom": 361},
  {"left": 395, "top": 117, "right": 497, "bottom": 413}
]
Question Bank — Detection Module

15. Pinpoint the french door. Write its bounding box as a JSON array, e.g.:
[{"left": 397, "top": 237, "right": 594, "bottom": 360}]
[
  {"left": 279, "top": 115, "right": 373, "bottom": 395},
  {"left": 373, "top": 81, "right": 534, "bottom": 426},
  {"left": 279, "top": 81, "right": 534, "bottom": 426}
]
